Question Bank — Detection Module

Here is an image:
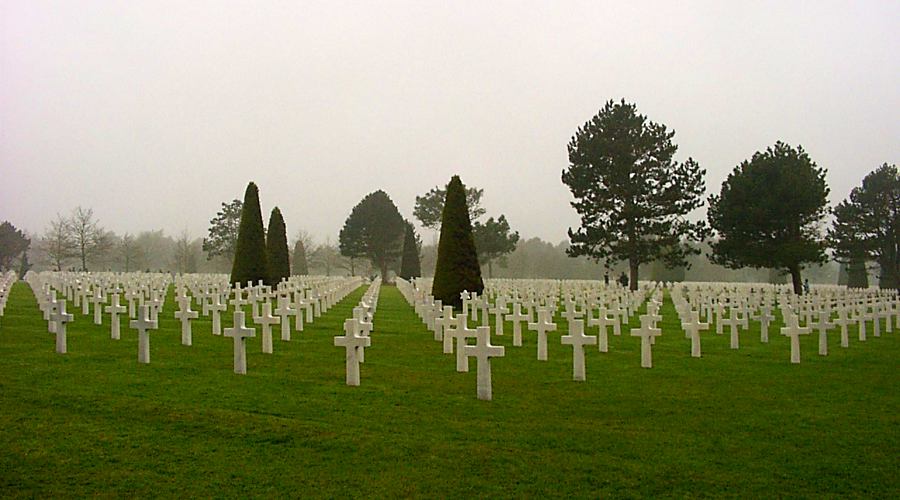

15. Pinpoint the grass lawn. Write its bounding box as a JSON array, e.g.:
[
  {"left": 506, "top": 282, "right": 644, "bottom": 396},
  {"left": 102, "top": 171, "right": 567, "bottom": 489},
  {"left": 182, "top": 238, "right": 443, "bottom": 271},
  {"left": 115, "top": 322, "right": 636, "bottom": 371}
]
[{"left": 1, "top": 281, "right": 898, "bottom": 498}]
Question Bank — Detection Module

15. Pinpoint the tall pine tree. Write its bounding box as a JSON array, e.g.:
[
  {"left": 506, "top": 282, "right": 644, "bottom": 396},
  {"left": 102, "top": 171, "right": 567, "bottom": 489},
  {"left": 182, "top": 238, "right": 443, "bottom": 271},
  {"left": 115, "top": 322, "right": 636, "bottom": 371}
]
[
  {"left": 828, "top": 163, "right": 899, "bottom": 289},
  {"left": 708, "top": 142, "right": 829, "bottom": 294},
  {"left": 399, "top": 221, "right": 422, "bottom": 280},
  {"left": 231, "top": 182, "right": 269, "bottom": 286},
  {"left": 266, "top": 207, "right": 290, "bottom": 286},
  {"left": 433, "top": 175, "right": 483, "bottom": 308},
  {"left": 562, "top": 99, "right": 708, "bottom": 290},
  {"left": 339, "top": 190, "right": 405, "bottom": 283}
]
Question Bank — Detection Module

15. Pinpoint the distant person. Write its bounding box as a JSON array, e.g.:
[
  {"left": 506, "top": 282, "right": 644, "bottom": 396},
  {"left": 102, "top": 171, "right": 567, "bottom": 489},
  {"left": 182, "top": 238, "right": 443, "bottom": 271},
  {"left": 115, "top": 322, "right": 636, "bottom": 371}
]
[
  {"left": 604, "top": 273, "right": 610, "bottom": 286},
  {"left": 619, "top": 272, "right": 629, "bottom": 288},
  {"left": 803, "top": 278, "right": 810, "bottom": 294}
]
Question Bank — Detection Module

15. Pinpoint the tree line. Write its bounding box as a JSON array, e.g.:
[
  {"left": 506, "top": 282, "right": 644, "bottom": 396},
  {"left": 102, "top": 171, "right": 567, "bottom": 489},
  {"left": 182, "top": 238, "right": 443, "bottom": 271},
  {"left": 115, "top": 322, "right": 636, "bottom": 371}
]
[
  {"left": 561, "top": 98, "right": 896, "bottom": 294},
  {"left": 3, "top": 99, "right": 893, "bottom": 293}
]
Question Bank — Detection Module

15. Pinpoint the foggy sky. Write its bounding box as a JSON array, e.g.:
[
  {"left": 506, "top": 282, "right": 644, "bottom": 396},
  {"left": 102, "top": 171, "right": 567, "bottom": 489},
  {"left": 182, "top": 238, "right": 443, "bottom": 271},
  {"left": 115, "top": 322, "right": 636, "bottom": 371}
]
[{"left": 2, "top": 1, "right": 898, "bottom": 246}]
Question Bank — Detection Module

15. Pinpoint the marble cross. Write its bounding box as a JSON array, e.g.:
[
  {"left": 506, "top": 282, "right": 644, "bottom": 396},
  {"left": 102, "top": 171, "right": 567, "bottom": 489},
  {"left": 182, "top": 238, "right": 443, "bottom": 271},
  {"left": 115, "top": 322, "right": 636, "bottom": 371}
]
[
  {"left": 561, "top": 319, "right": 596, "bottom": 381},
  {"left": 465, "top": 325, "right": 505, "bottom": 401},
  {"left": 224, "top": 311, "right": 255, "bottom": 375}
]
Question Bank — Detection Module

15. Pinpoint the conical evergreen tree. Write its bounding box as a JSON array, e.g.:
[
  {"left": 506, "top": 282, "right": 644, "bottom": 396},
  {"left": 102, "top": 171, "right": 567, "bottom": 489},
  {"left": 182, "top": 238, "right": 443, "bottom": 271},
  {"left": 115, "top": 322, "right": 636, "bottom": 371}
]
[
  {"left": 432, "top": 175, "right": 484, "bottom": 308},
  {"left": 399, "top": 220, "right": 422, "bottom": 280},
  {"left": 292, "top": 239, "right": 308, "bottom": 275},
  {"left": 230, "top": 182, "right": 269, "bottom": 286},
  {"left": 266, "top": 207, "right": 290, "bottom": 286}
]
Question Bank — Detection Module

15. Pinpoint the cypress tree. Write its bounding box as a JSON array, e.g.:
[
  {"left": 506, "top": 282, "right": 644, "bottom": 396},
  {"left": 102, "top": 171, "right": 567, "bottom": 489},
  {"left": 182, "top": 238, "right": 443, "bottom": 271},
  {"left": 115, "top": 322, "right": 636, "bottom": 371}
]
[
  {"left": 292, "top": 239, "right": 309, "bottom": 275},
  {"left": 266, "top": 207, "right": 290, "bottom": 286},
  {"left": 399, "top": 221, "right": 422, "bottom": 280},
  {"left": 230, "top": 182, "right": 269, "bottom": 286},
  {"left": 433, "top": 175, "right": 484, "bottom": 308}
]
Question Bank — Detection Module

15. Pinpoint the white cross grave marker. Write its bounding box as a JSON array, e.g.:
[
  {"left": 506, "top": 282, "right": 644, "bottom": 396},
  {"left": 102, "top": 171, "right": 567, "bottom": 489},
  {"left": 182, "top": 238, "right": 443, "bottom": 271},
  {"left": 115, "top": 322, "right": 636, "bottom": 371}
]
[
  {"left": 105, "top": 293, "right": 127, "bottom": 340},
  {"left": 780, "top": 312, "right": 810, "bottom": 364},
  {"left": 274, "top": 296, "right": 295, "bottom": 341},
  {"left": 561, "top": 319, "right": 596, "bottom": 381},
  {"left": 681, "top": 310, "right": 709, "bottom": 358},
  {"left": 465, "top": 325, "right": 505, "bottom": 401},
  {"left": 505, "top": 302, "right": 529, "bottom": 347},
  {"left": 527, "top": 308, "right": 557, "bottom": 361},
  {"left": 253, "top": 301, "right": 279, "bottom": 354},
  {"left": 130, "top": 305, "right": 158, "bottom": 364},
  {"left": 334, "top": 318, "right": 371, "bottom": 386},
  {"left": 224, "top": 311, "right": 255, "bottom": 374},
  {"left": 630, "top": 314, "right": 662, "bottom": 368},
  {"left": 174, "top": 296, "right": 199, "bottom": 346},
  {"left": 51, "top": 300, "right": 74, "bottom": 354}
]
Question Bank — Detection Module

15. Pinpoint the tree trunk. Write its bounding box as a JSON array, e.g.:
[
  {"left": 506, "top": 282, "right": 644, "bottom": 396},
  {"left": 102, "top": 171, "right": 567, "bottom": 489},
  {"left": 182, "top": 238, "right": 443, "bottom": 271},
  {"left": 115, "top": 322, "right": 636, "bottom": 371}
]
[
  {"left": 380, "top": 258, "right": 389, "bottom": 285},
  {"left": 788, "top": 264, "right": 802, "bottom": 295},
  {"left": 629, "top": 259, "right": 639, "bottom": 291}
]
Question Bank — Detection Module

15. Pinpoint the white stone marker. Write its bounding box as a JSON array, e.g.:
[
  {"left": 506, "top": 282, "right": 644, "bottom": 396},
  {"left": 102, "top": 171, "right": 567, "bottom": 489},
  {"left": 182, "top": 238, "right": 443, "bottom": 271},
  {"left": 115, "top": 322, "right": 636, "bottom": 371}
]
[
  {"left": 681, "top": 310, "right": 709, "bottom": 358},
  {"left": 527, "top": 309, "right": 557, "bottom": 361},
  {"left": 505, "top": 302, "right": 529, "bottom": 347},
  {"left": 722, "top": 308, "right": 742, "bottom": 349},
  {"left": 449, "top": 313, "right": 476, "bottom": 372},
  {"left": 92, "top": 289, "right": 105, "bottom": 325},
  {"left": 253, "top": 301, "right": 279, "bottom": 354},
  {"left": 293, "top": 292, "right": 306, "bottom": 332},
  {"left": 130, "top": 305, "right": 158, "bottom": 364},
  {"left": 465, "top": 326, "right": 505, "bottom": 401},
  {"left": 224, "top": 311, "right": 255, "bottom": 374},
  {"left": 51, "top": 300, "right": 74, "bottom": 354},
  {"left": 871, "top": 305, "right": 881, "bottom": 338},
  {"left": 758, "top": 307, "right": 775, "bottom": 343},
  {"left": 274, "top": 297, "right": 295, "bottom": 341},
  {"left": 334, "top": 318, "right": 371, "bottom": 386},
  {"left": 832, "top": 308, "right": 852, "bottom": 348},
  {"left": 809, "top": 312, "right": 833, "bottom": 356},
  {"left": 352, "top": 306, "right": 373, "bottom": 363},
  {"left": 630, "top": 314, "right": 662, "bottom": 368},
  {"left": 587, "top": 307, "right": 616, "bottom": 353},
  {"left": 856, "top": 308, "right": 868, "bottom": 342},
  {"left": 780, "top": 313, "right": 810, "bottom": 364},
  {"left": 81, "top": 287, "right": 91, "bottom": 315},
  {"left": 438, "top": 306, "right": 456, "bottom": 353},
  {"left": 491, "top": 300, "right": 508, "bottom": 336},
  {"left": 105, "top": 293, "right": 127, "bottom": 340},
  {"left": 561, "top": 319, "right": 596, "bottom": 381},
  {"left": 174, "top": 296, "right": 199, "bottom": 346},
  {"left": 208, "top": 296, "right": 226, "bottom": 336}
]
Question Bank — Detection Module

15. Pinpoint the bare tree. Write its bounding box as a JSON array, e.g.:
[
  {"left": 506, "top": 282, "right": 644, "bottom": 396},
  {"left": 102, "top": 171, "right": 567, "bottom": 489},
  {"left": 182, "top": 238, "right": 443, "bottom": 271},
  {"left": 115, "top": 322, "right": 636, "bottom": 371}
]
[
  {"left": 120, "top": 233, "right": 144, "bottom": 272},
  {"left": 41, "top": 214, "right": 76, "bottom": 271},
  {"left": 172, "top": 230, "right": 198, "bottom": 273},
  {"left": 67, "top": 207, "right": 112, "bottom": 271},
  {"left": 310, "top": 238, "right": 349, "bottom": 276}
]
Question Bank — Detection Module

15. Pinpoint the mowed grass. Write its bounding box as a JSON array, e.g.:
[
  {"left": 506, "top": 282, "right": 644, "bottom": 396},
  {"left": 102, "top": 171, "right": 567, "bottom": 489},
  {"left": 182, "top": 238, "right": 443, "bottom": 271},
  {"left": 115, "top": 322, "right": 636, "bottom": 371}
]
[{"left": 0, "top": 281, "right": 898, "bottom": 498}]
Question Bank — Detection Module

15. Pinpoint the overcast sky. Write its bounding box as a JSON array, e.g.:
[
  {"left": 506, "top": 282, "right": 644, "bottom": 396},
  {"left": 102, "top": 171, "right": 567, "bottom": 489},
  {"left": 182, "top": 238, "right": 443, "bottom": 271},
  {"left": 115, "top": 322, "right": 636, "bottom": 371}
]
[{"left": 2, "top": 0, "right": 898, "bottom": 246}]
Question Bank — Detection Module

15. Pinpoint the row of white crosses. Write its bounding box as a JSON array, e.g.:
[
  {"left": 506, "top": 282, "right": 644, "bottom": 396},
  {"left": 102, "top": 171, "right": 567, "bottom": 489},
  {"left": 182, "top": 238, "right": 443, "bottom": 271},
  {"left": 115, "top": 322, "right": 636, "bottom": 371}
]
[
  {"left": 0, "top": 270, "right": 17, "bottom": 327},
  {"left": 671, "top": 282, "right": 898, "bottom": 364},
  {"left": 333, "top": 280, "right": 381, "bottom": 386},
  {"left": 26, "top": 271, "right": 171, "bottom": 358},
  {"left": 399, "top": 277, "right": 660, "bottom": 399},
  {"left": 398, "top": 278, "right": 504, "bottom": 400},
  {"left": 184, "top": 275, "right": 364, "bottom": 374},
  {"left": 24, "top": 271, "right": 364, "bottom": 373}
]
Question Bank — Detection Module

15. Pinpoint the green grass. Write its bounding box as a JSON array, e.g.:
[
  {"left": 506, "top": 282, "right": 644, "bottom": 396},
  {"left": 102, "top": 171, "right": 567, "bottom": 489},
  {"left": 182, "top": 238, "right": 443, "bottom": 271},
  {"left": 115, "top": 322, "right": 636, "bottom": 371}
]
[{"left": 1, "top": 282, "right": 898, "bottom": 498}]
